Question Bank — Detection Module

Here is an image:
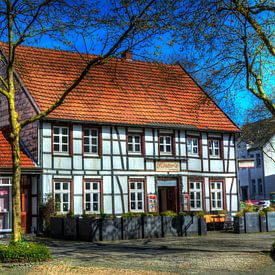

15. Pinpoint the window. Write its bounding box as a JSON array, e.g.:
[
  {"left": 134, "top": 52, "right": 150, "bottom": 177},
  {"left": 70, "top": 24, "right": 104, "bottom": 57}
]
[
  {"left": 256, "top": 154, "right": 261, "bottom": 168},
  {"left": 54, "top": 181, "right": 70, "bottom": 213},
  {"left": 209, "top": 139, "right": 220, "bottom": 158},
  {"left": 258, "top": 179, "right": 263, "bottom": 194},
  {"left": 159, "top": 135, "right": 173, "bottom": 154},
  {"left": 83, "top": 128, "right": 99, "bottom": 155},
  {"left": 129, "top": 181, "right": 145, "bottom": 212},
  {"left": 0, "top": 178, "right": 12, "bottom": 232},
  {"left": 252, "top": 179, "right": 256, "bottom": 194},
  {"left": 128, "top": 134, "right": 141, "bottom": 154},
  {"left": 53, "top": 126, "right": 69, "bottom": 154},
  {"left": 189, "top": 181, "right": 202, "bottom": 210},
  {"left": 84, "top": 181, "right": 101, "bottom": 213},
  {"left": 211, "top": 181, "right": 223, "bottom": 210},
  {"left": 187, "top": 137, "right": 199, "bottom": 155}
]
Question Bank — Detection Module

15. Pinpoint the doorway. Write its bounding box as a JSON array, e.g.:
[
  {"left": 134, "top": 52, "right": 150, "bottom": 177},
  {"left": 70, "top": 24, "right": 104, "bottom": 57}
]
[
  {"left": 157, "top": 178, "right": 178, "bottom": 213},
  {"left": 20, "top": 176, "right": 31, "bottom": 234}
]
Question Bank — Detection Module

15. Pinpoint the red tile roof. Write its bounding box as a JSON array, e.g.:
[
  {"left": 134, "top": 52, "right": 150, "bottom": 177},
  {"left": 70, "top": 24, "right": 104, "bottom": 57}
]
[
  {"left": 0, "top": 130, "right": 35, "bottom": 169},
  {"left": 3, "top": 44, "right": 239, "bottom": 132}
]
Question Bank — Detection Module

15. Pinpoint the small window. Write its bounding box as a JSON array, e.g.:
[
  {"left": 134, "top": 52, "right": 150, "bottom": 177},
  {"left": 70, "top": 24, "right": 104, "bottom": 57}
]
[
  {"left": 189, "top": 181, "right": 202, "bottom": 210},
  {"left": 54, "top": 181, "right": 70, "bottom": 213},
  {"left": 84, "top": 181, "right": 101, "bottom": 213},
  {"left": 252, "top": 179, "right": 256, "bottom": 194},
  {"left": 211, "top": 181, "right": 223, "bottom": 210},
  {"left": 187, "top": 137, "right": 199, "bottom": 155},
  {"left": 209, "top": 139, "right": 220, "bottom": 158},
  {"left": 128, "top": 134, "right": 142, "bottom": 154},
  {"left": 129, "top": 181, "right": 145, "bottom": 212},
  {"left": 258, "top": 179, "right": 263, "bottom": 194},
  {"left": 83, "top": 128, "right": 99, "bottom": 155},
  {"left": 159, "top": 135, "right": 173, "bottom": 155},
  {"left": 53, "top": 126, "right": 69, "bottom": 154},
  {"left": 256, "top": 154, "right": 261, "bottom": 168}
]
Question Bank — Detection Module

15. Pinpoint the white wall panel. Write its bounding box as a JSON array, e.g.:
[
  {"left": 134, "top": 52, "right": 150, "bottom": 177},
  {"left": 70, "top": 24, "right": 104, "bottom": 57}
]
[
  {"left": 201, "top": 133, "right": 207, "bottom": 145},
  {"left": 73, "top": 139, "right": 82, "bottom": 154},
  {"left": 84, "top": 158, "right": 101, "bottom": 170},
  {"left": 114, "top": 176, "right": 128, "bottom": 193},
  {"left": 129, "top": 157, "right": 144, "bottom": 170},
  {"left": 102, "top": 140, "right": 111, "bottom": 154},
  {"left": 54, "top": 157, "right": 72, "bottom": 169},
  {"left": 210, "top": 160, "right": 223, "bottom": 172},
  {"left": 180, "top": 144, "right": 186, "bottom": 156},
  {"left": 181, "top": 176, "right": 188, "bottom": 193},
  {"left": 188, "top": 158, "right": 201, "bottom": 171},
  {"left": 202, "top": 145, "right": 208, "bottom": 158},
  {"left": 42, "top": 174, "right": 52, "bottom": 197},
  {"left": 103, "top": 195, "right": 113, "bottom": 214},
  {"left": 203, "top": 160, "right": 209, "bottom": 172},
  {"left": 145, "top": 143, "right": 153, "bottom": 156},
  {"left": 42, "top": 122, "right": 51, "bottom": 136},
  {"left": 145, "top": 129, "right": 153, "bottom": 141},
  {"left": 74, "top": 196, "right": 82, "bottom": 215},
  {"left": 146, "top": 176, "right": 155, "bottom": 194},
  {"left": 179, "top": 130, "right": 186, "bottom": 142},
  {"left": 43, "top": 154, "right": 52, "bottom": 169},
  {"left": 43, "top": 137, "right": 51, "bottom": 153},
  {"left": 228, "top": 160, "right": 236, "bottom": 172},
  {"left": 181, "top": 161, "right": 187, "bottom": 171},
  {"left": 102, "top": 176, "right": 112, "bottom": 193},
  {"left": 102, "top": 156, "right": 111, "bottom": 170},
  {"left": 102, "top": 126, "right": 110, "bottom": 139},
  {"left": 146, "top": 160, "right": 154, "bottom": 170},
  {"left": 113, "top": 141, "right": 126, "bottom": 155},
  {"left": 73, "top": 156, "right": 82, "bottom": 170},
  {"left": 73, "top": 124, "right": 82, "bottom": 139},
  {"left": 73, "top": 176, "right": 83, "bottom": 194}
]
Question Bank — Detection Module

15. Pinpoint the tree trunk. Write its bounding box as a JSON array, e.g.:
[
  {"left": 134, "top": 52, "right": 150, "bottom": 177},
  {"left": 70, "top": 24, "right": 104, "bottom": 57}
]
[{"left": 11, "top": 131, "right": 22, "bottom": 242}]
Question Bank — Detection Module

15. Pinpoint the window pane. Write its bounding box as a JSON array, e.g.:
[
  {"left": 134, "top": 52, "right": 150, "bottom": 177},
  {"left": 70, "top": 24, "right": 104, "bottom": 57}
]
[
  {"left": 193, "top": 139, "right": 198, "bottom": 145},
  {"left": 54, "top": 127, "right": 59, "bottom": 134},
  {"left": 160, "top": 137, "right": 164, "bottom": 143},
  {"left": 196, "top": 182, "right": 200, "bottom": 189},
  {"left": 211, "top": 183, "right": 214, "bottom": 189},
  {"left": 217, "top": 201, "right": 221, "bottom": 208},
  {"left": 190, "top": 182, "right": 194, "bottom": 189},
  {"left": 62, "top": 128, "right": 68, "bottom": 135},
  {"left": 84, "top": 129, "right": 90, "bottom": 137},
  {"left": 137, "top": 182, "right": 142, "bottom": 189},
  {"left": 86, "top": 193, "right": 90, "bottom": 202},
  {"left": 93, "top": 182, "right": 98, "bottom": 190},
  {"left": 63, "top": 193, "right": 69, "bottom": 202},
  {"left": 190, "top": 192, "right": 194, "bottom": 200},
  {"left": 130, "top": 182, "right": 135, "bottom": 189},
  {"left": 131, "top": 193, "right": 135, "bottom": 200},
  {"left": 93, "top": 203, "right": 98, "bottom": 211},
  {"left": 92, "top": 146, "right": 97, "bottom": 153},
  {"left": 84, "top": 146, "right": 89, "bottom": 153},
  {"left": 55, "top": 194, "right": 61, "bottom": 203},
  {"left": 92, "top": 138, "right": 97, "bottom": 145},
  {"left": 55, "top": 182, "right": 61, "bottom": 190},
  {"left": 193, "top": 147, "right": 198, "bottom": 154},
  {"left": 63, "top": 182, "right": 69, "bottom": 190},
  {"left": 54, "top": 136, "right": 59, "bottom": 143},
  {"left": 138, "top": 202, "right": 142, "bottom": 210},
  {"left": 137, "top": 193, "right": 142, "bottom": 200},
  {"left": 131, "top": 202, "right": 135, "bottom": 210},
  {"left": 166, "top": 145, "right": 171, "bottom": 152},
  {"left": 217, "top": 183, "right": 221, "bottom": 189},
  {"left": 93, "top": 193, "right": 98, "bottom": 202},
  {"left": 86, "top": 182, "right": 90, "bottom": 190},
  {"left": 128, "top": 144, "right": 133, "bottom": 152},
  {"left": 63, "top": 203, "right": 69, "bottom": 212},
  {"left": 62, "top": 136, "right": 68, "bottom": 143},
  {"left": 166, "top": 137, "right": 171, "bottom": 144},
  {"left": 84, "top": 137, "right": 89, "bottom": 145},
  {"left": 62, "top": 145, "right": 68, "bottom": 152},
  {"left": 128, "top": 136, "right": 133, "bottom": 142},
  {"left": 212, "top": 192, "right": 215, "bottom": 200},
  {"left": 191, "top": 200, "right": 195, "bottom": 207},
  {"left": 135, "top": 136, "right": 140, "bottom": 143},
  {"left": 160, "top": 145, "right": 164, "bottom": 152},
  {"left": 85, "top": 203, "right": 91, "bottom": 211},
  {"left": 54, "top": 144, "right": 59, "bottom": 151},
  {"left": 91, "top": 129, "right": 97, "bottom": 136},
  {"left": 135, "top": 144, "right": 140, "bottom": 152}
]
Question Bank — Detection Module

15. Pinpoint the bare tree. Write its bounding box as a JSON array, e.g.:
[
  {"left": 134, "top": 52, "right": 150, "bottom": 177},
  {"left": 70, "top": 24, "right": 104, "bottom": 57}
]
[
  {"left": 0, "top": 0, "right": 178, "bottom": 242},
  {"left": 175, "top": 0, "right": 275, "bottom": 116}
]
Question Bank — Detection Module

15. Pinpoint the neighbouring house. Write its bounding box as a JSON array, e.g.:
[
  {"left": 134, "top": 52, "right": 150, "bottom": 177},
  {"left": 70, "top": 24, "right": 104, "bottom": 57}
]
[
  {"left": 0, "top": 44, "right": 240, "bottom": 234},
  {"left": 237, "top": 118, "right": 275, "bottom": 201}
]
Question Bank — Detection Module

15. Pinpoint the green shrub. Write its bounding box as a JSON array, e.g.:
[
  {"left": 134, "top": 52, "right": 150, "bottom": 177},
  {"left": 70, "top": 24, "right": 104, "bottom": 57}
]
[
  {"left": 0, "top": 241, "right": 51, "bottom": 263},
  {"left": 196, "top": 211, "right": 205, "bottom": 218},
  {"left": 271, "top": 242, "right": 275, "bottom": 255},
  {"left": 66, "top": 210, "right": 75, "bottom": 218},
  {"left": 122, "top": 212, "right": 141, "bottom": 218},
  {"left": 160, "top": 210, "right": 177, "bottom": 217}
]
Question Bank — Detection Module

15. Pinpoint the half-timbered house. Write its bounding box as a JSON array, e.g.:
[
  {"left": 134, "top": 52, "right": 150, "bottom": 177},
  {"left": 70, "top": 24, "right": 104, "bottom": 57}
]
[{"left": 0, "top": 45, "right": 239, "bottom": 233}]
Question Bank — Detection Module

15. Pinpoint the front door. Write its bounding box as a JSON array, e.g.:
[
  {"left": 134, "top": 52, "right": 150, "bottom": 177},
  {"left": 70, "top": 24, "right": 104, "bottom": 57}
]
[
  {"left": 20, "top": 176, "right": 31, "bottom": 234},
  {"left": 157, "top": 179, "right": 178, "bottom": 213}
]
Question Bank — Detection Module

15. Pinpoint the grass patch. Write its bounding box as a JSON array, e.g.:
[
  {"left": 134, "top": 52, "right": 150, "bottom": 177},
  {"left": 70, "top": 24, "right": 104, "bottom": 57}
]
[{"left": 0, "top": 241, "right": 51, "bottom": 263}]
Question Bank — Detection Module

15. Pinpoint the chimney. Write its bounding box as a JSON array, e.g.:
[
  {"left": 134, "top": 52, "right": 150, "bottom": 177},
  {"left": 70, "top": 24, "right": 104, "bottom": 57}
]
[{"left": 121, "top": 50, "right": 133, "bottom": 61}]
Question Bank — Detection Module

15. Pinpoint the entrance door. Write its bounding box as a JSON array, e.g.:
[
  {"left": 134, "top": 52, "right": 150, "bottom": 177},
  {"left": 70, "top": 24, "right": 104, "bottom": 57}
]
[
  {"left": 20, "top": 177, "right": 31, "bottom": 234},
  {"left": 157, "top": 179, "right": 178, "bottom": 213}
]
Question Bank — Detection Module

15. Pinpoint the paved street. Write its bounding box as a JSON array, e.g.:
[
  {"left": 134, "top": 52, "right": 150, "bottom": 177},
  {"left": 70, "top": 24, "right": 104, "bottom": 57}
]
[{"left": 1, "top": 232, "right": 275, "bottom": 274}]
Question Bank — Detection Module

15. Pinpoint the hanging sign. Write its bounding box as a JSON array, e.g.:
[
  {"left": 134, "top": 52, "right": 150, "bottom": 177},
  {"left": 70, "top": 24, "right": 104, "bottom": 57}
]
[
  {"left": 156, "top": 161, "right": 180, "bottom": 172},
  {"left": 183, "top": 193, "right": 189, "bottom": 211},
  {"left": 148, "top": 194, "right": 157, "bottom": 213}
]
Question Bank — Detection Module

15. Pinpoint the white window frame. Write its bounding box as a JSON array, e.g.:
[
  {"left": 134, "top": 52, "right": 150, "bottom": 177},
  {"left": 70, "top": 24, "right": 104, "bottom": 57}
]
[
  {"left": 189, "top": 181, "right": 203, "bottom": 210},
  {"left": 54, "top": 181, "right": 70, "bottom": 213},
  {"left": 83, "top": 128, "right": 99, "bottom": 155},
  {"left": 159, "top": 135, "right": 173, "bottom": 155},
  {"left": 128, "top": 134, "right": 142, "bottom": 154},
  {"left": 53, "top": 126, "right": 69, "bottom": 155},
  {"left": 129, "top": 181, "right": 145, "bottom": 212},
  {"left": 0, "top": 177, "right": 12, "bottom": 232},
  {"left": 210, "top": 181, "right": 223, "bottom": 210},
  {"left": 209, "top": 139, "right": 220, "bottom": 158},
  {"left": 187, "top": 137, "right": 199, "bottom": 156},
  {"left": 84, "top": 181, "right": 101, "bottom": 213}
]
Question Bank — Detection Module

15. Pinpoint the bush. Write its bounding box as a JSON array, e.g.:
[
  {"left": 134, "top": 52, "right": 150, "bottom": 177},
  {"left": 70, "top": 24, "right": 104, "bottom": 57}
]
[
  {"left": 160, "top": 210, "right": 177, "bottom": 217},
  {"left": 0, "top": 241, "right": 51, "bottom": 263},
  {"left": 271, "top": 242, "right": 275, "bottom": 255}
]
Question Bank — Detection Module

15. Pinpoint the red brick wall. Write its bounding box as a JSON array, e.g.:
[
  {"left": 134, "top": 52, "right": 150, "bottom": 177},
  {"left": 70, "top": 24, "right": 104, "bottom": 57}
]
[{"left": 0, "top": 78, "right": 39, "bottom": 161}]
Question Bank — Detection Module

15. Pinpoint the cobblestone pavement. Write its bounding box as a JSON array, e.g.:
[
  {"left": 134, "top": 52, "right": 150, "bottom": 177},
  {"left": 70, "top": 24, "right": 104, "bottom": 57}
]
[{"left": 1, "top": 232, "right": 275, "bottom": 274}]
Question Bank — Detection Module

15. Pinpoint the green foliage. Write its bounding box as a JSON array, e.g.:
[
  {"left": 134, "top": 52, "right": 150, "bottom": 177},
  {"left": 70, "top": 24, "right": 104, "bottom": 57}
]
[
  {"left": 0, "top": 241, "right": 51, "bottom": 263},
  {"left": 179, "top": 211, "right": 189, "bottom": 216},
  {"left": 196, "top": 211, "right": 205, "bottom": 218},
  {"left": 66, "top": 210, "right": 75, "bottom": 218},
  {"left": 160, "top": 210, "right": 177, "bottom": 217},
  {"left": 39, "top": 195, "right": 55, "bottom": 231},
  {"left": 82, "top": 211, "right": 97, "bottom": 219},
  {"left": 122, "top": 212, "right": 143, "bottom": 218},
  {"left": 271, "top": 242, "right": 275, "bottom": 255}
]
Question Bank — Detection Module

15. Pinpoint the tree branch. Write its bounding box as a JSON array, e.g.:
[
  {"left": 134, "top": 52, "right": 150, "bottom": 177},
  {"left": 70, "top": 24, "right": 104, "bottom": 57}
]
[{"left": 20, "top": 0, "right": 156, "bottom": 128}]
